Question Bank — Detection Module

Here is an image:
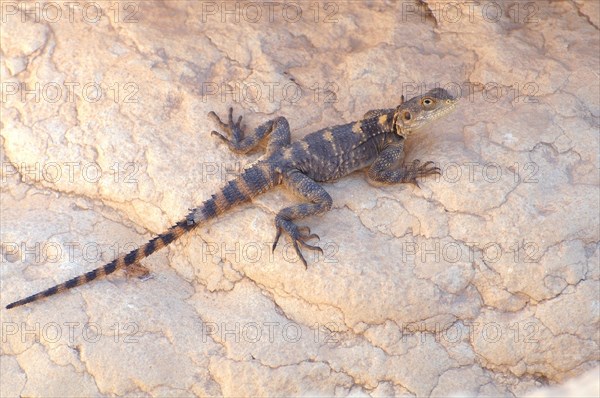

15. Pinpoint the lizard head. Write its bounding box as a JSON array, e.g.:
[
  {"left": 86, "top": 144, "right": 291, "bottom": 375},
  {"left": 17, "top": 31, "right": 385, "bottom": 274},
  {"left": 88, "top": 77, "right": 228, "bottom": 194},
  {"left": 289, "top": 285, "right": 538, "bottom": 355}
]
[{"left": 393, "top": 88, "right": 458, "bottom": 137}]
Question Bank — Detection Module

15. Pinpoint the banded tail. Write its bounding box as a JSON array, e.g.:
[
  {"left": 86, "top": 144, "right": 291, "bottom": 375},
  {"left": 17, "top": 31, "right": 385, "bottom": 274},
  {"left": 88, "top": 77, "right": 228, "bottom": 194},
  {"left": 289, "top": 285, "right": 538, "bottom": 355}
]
[{"left": 6, "top": 162, "right": 276, "bottom": 309}]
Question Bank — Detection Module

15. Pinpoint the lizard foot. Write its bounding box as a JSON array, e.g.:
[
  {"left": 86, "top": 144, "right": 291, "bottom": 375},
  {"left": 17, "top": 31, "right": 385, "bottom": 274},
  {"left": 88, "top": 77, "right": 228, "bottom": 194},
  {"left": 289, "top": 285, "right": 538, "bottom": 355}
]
[
  {"left": 208, "top": 107, "right": 245, "bottom": 151},
  {"left": 405, "top": 159, "right": 441, "bottom": 188},
  {"left": 272, "top": 218, "right": 322, "bottom": 268},
  {"left": 125, "top": 263, "right": 153, "bottom": 281}
]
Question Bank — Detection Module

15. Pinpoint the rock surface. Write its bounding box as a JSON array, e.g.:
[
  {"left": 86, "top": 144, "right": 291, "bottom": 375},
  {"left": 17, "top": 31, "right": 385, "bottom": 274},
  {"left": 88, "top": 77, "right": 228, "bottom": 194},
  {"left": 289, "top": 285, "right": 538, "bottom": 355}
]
[{"left": 1, "top": 1, "right": 598, "bottom": 396}]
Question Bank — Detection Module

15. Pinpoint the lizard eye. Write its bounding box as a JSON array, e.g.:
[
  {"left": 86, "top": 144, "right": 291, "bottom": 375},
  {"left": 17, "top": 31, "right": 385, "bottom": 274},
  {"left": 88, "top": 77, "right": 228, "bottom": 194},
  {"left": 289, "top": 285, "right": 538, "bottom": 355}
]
[
  {"left": 403, "top": 111, "right": 412, "bottom": 121},
  {"left": 422, "top": 98, "right": 434, "bottom": 106}
]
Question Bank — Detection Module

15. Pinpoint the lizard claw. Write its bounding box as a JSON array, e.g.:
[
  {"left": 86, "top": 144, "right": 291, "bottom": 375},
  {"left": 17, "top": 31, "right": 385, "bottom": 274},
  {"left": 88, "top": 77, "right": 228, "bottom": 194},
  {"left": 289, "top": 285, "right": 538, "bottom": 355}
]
[
  {"left": 209, "top": 107, "right": 244, "bottom": 150},
  {"left": 297, "top": 226, "right": 320, "bottom": 242},
  {"left": 208, "top": 111, "right": 228, "bottom": 131},
  {"left": 406, "top": 159, "right": 440, "bottom": 186},
  {"left": 227, "top": 107, "right": 242, "bottom": 129},
  {"left": 272, "top": 218, "right": 323, "bottom": 268},
  {"left": 416, "top": 160, "right": 440, "bottom": 176},
  {"left": 211, "top": 130, "right": 227, "bottom": 141}
]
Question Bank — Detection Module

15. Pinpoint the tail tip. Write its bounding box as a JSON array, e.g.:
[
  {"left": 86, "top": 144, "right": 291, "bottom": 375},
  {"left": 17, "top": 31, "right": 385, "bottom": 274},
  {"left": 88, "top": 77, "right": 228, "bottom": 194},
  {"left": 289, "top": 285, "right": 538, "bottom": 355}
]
[{"left": 6, "top": 297, "right": 31, "bottom": 309}]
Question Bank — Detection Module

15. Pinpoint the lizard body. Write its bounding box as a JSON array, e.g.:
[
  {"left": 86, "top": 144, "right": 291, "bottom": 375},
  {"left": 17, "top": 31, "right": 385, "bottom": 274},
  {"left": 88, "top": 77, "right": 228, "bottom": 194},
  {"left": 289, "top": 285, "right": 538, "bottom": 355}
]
[{"left": 6, "top": 88, "right": 458, "bottom": 309}]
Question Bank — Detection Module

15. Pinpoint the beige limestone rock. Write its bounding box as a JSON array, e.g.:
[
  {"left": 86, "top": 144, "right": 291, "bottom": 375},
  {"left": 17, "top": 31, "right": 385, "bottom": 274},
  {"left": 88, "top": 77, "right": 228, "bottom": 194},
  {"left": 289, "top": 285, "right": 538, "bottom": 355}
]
[{"left": 1, "top": 1, "right": 598, "bottom": 396}]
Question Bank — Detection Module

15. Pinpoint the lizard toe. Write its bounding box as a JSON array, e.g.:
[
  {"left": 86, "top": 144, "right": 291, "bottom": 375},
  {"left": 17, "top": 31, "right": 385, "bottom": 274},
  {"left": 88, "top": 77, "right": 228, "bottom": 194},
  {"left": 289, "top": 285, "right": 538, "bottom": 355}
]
[{"left": 272, "top": 218, "right": 322, "bottom": 267}]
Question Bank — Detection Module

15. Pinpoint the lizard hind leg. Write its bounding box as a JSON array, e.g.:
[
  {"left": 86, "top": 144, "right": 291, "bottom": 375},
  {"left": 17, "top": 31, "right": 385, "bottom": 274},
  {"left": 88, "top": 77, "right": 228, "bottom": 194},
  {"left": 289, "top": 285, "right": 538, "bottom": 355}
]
[
  {"left": 271, "top": 170, "right": 333, "bottom": 268},
  {"left": 209, "top": 108, "right": 291, "bottom": 155}
]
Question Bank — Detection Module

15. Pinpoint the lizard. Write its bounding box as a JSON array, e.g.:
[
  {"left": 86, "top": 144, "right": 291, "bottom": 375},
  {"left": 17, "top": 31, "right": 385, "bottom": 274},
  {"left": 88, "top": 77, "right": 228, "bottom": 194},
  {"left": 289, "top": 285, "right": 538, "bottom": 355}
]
[{"left": 6, "top": 87, "right": 458, "bottom": 309}]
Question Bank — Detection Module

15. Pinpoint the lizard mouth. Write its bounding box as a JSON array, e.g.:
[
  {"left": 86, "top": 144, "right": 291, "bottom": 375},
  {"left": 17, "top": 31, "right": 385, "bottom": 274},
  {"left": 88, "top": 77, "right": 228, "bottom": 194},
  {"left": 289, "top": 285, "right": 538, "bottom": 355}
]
[
  {"left": 410, "top": 98, "right": 459, "bottom": 133},
  {"left": 437, "top": 98, "right": 459, "bottom": 117}
]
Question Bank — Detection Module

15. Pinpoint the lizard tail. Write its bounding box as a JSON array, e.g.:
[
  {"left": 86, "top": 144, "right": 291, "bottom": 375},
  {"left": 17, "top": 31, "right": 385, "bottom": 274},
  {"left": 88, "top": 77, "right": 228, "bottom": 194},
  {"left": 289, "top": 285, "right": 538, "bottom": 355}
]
[
  {"left": 6, "top": 220, "right": 195, "bottom": 309},
  {"left": 6, "top": 162, "right": 276, "bottom": 309}
]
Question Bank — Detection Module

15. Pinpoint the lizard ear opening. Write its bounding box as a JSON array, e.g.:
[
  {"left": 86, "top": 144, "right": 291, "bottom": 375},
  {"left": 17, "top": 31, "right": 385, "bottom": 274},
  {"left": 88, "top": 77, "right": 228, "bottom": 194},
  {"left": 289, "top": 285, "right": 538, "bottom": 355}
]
[
  {"left": 392, "top": 111, "right": 400, "bottom": 135},
  {"left": 392, "top": 106, "right": 414, "bottom": 137}
]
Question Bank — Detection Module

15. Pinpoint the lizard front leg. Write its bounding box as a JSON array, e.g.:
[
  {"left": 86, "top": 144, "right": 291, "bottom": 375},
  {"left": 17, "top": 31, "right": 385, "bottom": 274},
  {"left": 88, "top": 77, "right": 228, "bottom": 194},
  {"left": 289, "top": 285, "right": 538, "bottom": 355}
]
[
  {"left": 367, "top": 141, "right": 440, "bottom": 186},
  {"left": 209, "top": 108, "right": 291, "bottom": 155},
  {"left": 272, "top": 170, "right": 333, "bottom": 268}
]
